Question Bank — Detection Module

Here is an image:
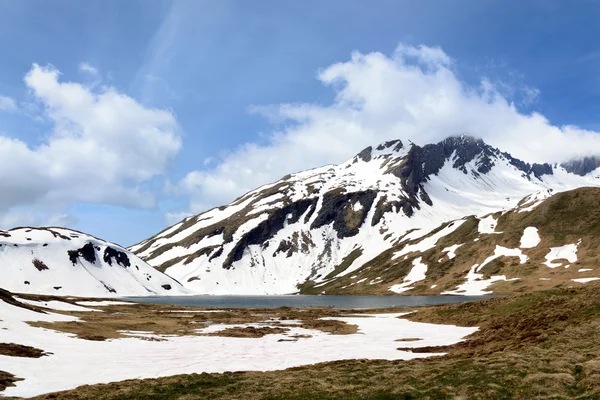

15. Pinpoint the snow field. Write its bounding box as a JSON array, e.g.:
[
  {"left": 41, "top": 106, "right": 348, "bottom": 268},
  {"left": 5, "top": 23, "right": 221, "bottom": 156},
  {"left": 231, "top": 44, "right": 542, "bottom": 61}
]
[{"left": 0, "top": 300, "right": 477, "bottom": 398}]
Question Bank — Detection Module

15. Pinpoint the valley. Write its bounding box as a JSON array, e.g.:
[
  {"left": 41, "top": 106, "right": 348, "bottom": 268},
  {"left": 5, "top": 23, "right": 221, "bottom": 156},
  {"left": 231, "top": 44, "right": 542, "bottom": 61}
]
[{"left": 3, "top": 136, "right": 600, "bottom": 399}]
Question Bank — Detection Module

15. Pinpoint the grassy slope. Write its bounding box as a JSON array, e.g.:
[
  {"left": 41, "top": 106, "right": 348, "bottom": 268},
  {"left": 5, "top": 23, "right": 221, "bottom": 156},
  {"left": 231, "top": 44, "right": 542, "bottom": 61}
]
[
  {"left": 30, "top": 283, "right": 600, "bottom": 400},
  {"left": 302, "top": 187, "right": 600, "bottom": 296}
]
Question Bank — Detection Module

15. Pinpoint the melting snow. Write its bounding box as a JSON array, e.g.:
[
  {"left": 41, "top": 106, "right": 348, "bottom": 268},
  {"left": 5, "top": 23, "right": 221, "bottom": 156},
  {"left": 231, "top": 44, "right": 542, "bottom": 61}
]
[
  {"left": 442, "top": 244, "right": 463, "bottom": 260},
  {"left": 441, "top": 245, "right": 525, "bottom": 295},
  {"left": 571, "top": 278, "right": 600, "bottom": 283},
  {"left": 578, "top": 269, "right": 593, "bottom": 273},
  {"left": 389, "top": 257, "right": 428, "bottom": 293},
  {"left": 392, "top": 220, "right": 466, "bottom": 260},
  {"left": 441, "top": 264, "right": 511, "bottom": 296},
  {"left": 0, "top": 300, "right": 477, "bottom": 398},
  {"left": 519, "top": 227, "right": 541, "bottom": 248},
  {"left": 479, "top": 246, "right": 528, "bottom": 269},
  {"left": 543, "top": 241, "right": 580, "bottom": 268},
  {"left": 478, "top": 215, "right": 501, "bottom": 234}
]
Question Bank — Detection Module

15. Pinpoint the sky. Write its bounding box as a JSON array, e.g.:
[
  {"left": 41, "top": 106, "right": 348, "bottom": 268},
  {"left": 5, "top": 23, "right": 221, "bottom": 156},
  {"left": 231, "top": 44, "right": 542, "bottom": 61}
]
[{"left": 1, "top": 0, "right": 600, "bottom": 246}]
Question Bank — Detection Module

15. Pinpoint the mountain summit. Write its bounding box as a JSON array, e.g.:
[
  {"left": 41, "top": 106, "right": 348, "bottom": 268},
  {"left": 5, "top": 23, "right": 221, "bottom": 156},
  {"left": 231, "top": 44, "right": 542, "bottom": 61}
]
[{"left": 130, "top": 136, "right": 600, "bottom": 295}]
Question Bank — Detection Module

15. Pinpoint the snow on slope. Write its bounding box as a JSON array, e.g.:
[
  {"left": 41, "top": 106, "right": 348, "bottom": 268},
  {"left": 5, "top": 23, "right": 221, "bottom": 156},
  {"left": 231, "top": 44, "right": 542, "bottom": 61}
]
[
  {"left": 0, "top": 227, "right": 187, "bottom": 297},
  {"left": 130, "top": 136, "right": 600, "bottom": 295}
]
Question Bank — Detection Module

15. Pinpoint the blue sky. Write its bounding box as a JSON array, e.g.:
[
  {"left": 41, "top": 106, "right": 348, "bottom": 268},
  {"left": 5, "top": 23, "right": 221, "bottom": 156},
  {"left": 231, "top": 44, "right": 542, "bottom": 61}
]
[{"left": 1, "top": 0, "right": 600, "bottom": 246}]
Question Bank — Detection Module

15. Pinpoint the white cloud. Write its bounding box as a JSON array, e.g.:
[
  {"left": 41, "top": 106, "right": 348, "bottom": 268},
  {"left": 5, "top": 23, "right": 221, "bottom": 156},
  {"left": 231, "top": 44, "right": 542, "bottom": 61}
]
[
  {"left": 78, "top": 62, "right": 99, "bottom": 76},
  {"left": 0, "top": 209, "right": 77, "bottom": 230},
  {"left": 172, "top": 43, "right": 600, "bottom": 218},
  {"left": 0, "top": 95, "right": 17, "bottom": 112},
  {"left": 0, "top": 64, "right": 181, "bottom": 229}
]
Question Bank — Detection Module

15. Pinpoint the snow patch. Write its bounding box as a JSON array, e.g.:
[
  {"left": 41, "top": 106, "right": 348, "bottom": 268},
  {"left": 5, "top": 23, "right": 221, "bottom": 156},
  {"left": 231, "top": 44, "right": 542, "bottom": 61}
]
[
  {"left": 393, "top": 220, "right": 465, "bottom": 260},
  {"left": 442, "top": 244, "right": 463, "bottom": 260},
  {"left": 571, "top": 278, "right": 600, "bottom": 283},
  {"left": 519, "top": 227, "right": 541, "bottom": 249},
  {"left": 479, "top": 246, "right": 528, "bottom": 270},
  {"left": 478, "top": 215, "right": 501, "bottom": 234},
  {"left": 389, "top": 257, "right": 428, "bottom": 293},
  {"left": 441, "top": 264, "right": 512, "bottom": 296},
  {"left": 543, "top": 241, "right": 580, "bottom": 268}
]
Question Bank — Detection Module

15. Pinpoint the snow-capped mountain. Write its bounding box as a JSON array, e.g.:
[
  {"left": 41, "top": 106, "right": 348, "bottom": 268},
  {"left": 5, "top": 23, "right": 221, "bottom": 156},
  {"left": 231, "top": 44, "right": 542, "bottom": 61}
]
[
  {"left": 1, "top": 227, "right": 187, "bottom": 297},
  {"left": 130, "top": 136, "right": 600, "bottom": 295}
]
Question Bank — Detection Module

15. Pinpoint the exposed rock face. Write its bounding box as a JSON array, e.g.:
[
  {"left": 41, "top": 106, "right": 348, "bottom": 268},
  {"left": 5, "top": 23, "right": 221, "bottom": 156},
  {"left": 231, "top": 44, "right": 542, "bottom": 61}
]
[
  {"left": 103, "top": 247, "right": 131, "bottom": 268},
  {"left": 130, "top": 135, "right": 600, "bottom": 295},
  {"left": 224, "top": 198, "right": 318, "bottom": 269},
  {"left": 310, "top": 190, "right": 377, "bottom": 238},
  {"left": 68, "top": 242, "right": 97, "bottom": 265}
]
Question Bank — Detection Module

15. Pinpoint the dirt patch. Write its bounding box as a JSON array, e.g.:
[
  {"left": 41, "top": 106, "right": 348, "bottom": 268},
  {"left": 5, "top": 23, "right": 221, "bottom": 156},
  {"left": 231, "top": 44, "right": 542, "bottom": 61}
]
[
  {"left": 0, "top": 370, "right": 22, "bottom": 393},
  {"left": 0, "top": 343, "right": 48, "bottom": 358},
  {"left": 207, "top": 326, "right": 288, "bottom": 338},
  {"left": 32, "top": 259, "right": 49, "bottom": 271},
  {"left": 300, "top": 319, "right": 358, "bottom": 335}
]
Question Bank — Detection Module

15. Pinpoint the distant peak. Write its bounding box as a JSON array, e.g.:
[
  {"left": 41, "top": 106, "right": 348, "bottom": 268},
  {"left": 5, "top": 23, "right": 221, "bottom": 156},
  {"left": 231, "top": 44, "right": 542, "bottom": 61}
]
[{"left": 561, "top": 156, "right": 600, "bottom": 176}]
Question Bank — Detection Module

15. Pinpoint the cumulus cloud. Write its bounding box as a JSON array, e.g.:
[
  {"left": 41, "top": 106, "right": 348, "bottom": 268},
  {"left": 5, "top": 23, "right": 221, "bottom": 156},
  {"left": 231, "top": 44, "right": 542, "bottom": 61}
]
[
  {"left": 172, "top": 43, "right": 600, "bottom": 218},
  {"left": 0, "top": 95, "right": 17, "bottom": 112},
  {"left": 0, "top": 64, "right": 181, "bottom": 228}
]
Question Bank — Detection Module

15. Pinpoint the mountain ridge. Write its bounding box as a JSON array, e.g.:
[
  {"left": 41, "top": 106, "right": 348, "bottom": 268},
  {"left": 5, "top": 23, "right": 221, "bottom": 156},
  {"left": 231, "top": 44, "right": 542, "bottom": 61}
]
[{"left": 130, "top": 135, "right": 600, "bottom": 295}]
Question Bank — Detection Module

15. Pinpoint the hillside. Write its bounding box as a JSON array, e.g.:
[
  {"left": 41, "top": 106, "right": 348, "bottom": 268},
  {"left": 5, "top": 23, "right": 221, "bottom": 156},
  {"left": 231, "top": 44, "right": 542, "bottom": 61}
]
[
  {"left": 0, "top": 227, "right": 187, "bottom": 297},
  {"left": 301, "top": 187, "right": 600, "bottom": 295},
  {"left": 130, "top": 136, "right": 600, "bottom": 295}
]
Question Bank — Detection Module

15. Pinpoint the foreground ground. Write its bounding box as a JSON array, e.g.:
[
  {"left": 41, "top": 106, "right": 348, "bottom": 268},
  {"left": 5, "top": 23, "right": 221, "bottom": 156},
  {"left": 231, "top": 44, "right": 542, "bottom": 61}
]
[
  {"left": 3, "top": 283, "right": 600, "bottom": 399},
  {"left": 0, "top": 290, "right": 474, "bottom": 398},
  {"left": 1, "top": 285, "right": 600, "bottom": 400}
]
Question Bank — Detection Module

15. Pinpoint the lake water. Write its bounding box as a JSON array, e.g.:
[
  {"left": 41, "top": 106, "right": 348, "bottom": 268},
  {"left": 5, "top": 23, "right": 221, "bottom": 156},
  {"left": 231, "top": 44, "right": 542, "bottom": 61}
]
[{"left": 123, "top": 295, "right": 495, "bottom": 309}]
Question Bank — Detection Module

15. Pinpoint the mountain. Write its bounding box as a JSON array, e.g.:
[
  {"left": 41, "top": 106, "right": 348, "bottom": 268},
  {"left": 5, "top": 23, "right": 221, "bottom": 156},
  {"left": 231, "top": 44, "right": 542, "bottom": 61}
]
[
  {"left": 1, "top": 227, "right": 187, "bottom": 297},
  {"left": 130, "top": 135, "right": 600, "bottom": 295},
  {"left": 300, "top": 186, "right": 600, "bottom": 295}
]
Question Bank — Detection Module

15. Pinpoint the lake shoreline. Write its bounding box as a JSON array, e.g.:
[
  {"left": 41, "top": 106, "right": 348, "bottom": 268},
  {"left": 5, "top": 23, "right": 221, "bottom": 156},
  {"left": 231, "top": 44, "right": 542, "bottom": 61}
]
[{"left": 121, "top": 294, "right": 496, "bottom": 309}]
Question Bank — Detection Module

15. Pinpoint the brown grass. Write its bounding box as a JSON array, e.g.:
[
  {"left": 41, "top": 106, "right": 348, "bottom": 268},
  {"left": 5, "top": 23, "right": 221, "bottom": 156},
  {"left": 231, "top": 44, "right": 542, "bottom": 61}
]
[
  {"left": 24, "top": 300, "right": 364, "bottom": 341},
  {"left": 0, "top": 370, "right": 22, "bottom": 393},
  {"left": 207, "top": 326, "right": 289, "bottom": 338},
  {"left": 0, "top": 343, "right": 48, "bottom": 358}
]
